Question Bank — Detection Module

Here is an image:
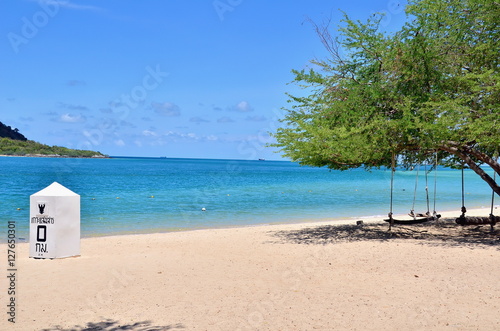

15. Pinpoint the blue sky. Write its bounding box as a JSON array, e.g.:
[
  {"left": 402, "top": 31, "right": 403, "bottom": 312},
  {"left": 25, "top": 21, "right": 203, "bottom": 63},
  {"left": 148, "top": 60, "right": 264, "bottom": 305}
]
[{"left": 1, "top": 0, "right": 408, "bottom": 159}]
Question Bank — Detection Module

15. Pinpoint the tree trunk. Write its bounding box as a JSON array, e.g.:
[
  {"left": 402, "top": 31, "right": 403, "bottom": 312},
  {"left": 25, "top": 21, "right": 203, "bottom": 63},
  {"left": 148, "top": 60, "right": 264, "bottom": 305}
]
[{"left": 440, "top": 145, "right": 500, "bottom": 197}]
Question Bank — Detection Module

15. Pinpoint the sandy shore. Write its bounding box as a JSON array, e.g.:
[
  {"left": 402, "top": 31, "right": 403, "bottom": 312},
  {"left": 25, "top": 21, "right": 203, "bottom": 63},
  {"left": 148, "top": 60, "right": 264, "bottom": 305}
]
[{"left": 1, "top": 208, "right": 499, "bottom": 330}]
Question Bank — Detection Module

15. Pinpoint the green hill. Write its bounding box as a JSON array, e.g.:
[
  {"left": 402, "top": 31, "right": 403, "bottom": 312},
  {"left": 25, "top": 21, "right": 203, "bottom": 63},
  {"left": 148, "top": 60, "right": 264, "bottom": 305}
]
[{"left": 0, "top": 121, "right": 107, "bottom": 158}]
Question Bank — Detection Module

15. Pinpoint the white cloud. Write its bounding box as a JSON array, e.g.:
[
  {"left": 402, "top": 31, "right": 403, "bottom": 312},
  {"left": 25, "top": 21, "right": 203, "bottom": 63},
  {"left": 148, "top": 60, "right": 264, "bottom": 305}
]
[
  {"left": 59, "top": 113, "right": 86, "bottom": 123},
  {"left": 139, "top": 130, "right": 225, "bottom": 145},
  {"left": 142, "top": 129, "right": 158, "bottom": 137},
  {"left": 230, "top": 101, "right": 253, "bottom": 112},
  {"left": 163, "top": 131, "right": 200, "bottom": 141}
]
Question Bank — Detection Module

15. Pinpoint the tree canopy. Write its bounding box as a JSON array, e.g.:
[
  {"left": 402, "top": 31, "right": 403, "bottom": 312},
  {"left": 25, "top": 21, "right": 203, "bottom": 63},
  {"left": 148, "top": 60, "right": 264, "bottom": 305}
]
[
  {"left": 272, "top": 0, "right": 500, "bottom": 195},
  {"left": 0, "top": 121, "right": 28, "bottom": 141}
]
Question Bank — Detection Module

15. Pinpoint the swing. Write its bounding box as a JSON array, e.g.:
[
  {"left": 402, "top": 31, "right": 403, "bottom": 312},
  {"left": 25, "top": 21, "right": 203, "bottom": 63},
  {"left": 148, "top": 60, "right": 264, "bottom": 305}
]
[
  {"left": 455, "top": 165, "right": 499, "bottom": 230},
  {"left": 384, "top": 154, "right": 441, "bottom": 228}
]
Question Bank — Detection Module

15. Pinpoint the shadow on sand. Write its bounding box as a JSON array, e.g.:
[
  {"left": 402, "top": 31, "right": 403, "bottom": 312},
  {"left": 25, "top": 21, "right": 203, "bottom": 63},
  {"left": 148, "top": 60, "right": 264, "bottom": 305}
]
[
  {"left": 270, "top": 219, "right": 500, "bottom": 249},
  {"left": 41, "top": 320, "right": 185, "bottom": 331}
]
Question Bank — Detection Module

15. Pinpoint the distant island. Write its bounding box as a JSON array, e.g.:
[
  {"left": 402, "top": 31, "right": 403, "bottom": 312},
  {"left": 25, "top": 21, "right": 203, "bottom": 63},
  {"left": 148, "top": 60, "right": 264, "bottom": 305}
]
[{"left": 0, "top": 121, "right": 107, "bottom": 158}]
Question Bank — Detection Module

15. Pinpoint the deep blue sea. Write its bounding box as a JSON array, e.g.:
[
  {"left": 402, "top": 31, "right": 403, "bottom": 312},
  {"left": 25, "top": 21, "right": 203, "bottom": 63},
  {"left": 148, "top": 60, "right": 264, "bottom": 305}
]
[{"left": 0, "top": 156, "right": 497, "bottom": 242}]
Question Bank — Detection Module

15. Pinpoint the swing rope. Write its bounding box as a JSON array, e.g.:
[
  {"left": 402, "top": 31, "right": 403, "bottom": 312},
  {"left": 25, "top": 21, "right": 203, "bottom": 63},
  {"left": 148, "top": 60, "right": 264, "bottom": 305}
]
[
  {"left": 386, "top": 152, "right": 440, "bottom": 228},
  {"left": 460, "top": 165, "right": 467, "bottom": 218},
  {"left": 388, "top": 152, "right": 396, "bottom": 230},
  {"left": 410, "top": 158, "right": 436, "bottom": 218},
  {"left": 490, "top": 164, "right": 498, "bottom": 230},
  {"left": 425, "top": 164, "right": 430, "bottom": 216},
  {"left": 389, "top": 154, "right": 395, "bottom": 215},
  {"left": 457, "top": 162, "right": 497, "bottom": 230},
  {"left": 490, "top": 172, "right": 496, "bottom": 215},
  {"left": 410, "top": 165, "right": 420, "bottom": 219},
  {"left": 433, "top": 153, "right": 438, "bottom": 217}
]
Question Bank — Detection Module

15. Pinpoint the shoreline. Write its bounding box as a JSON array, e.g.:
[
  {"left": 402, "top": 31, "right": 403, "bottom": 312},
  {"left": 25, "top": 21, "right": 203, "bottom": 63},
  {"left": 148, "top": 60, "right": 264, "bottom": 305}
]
[
  {"left": 1, "top": 207, "right": 499, "bottom": 330},
  {"left": 65, "top": 205, "right": 500, "bottom": 240},
  {"left": 8, "top": 205, "right": 499, "bottom": 244},
  {"left": 0, "top": 154, "right": 108, "bottom": 158},
  {"left": 10, "top": 206, "right": 498, "bottom": 245}
]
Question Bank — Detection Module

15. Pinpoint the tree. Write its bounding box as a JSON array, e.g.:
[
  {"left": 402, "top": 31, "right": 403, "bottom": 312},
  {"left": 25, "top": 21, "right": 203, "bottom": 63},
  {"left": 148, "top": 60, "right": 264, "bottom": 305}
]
[
  {"left": 0, "top": 121, "right": 28, "bottom": 141},
  {"left": 272, "top": 0, "right": 500, "bottom": 195}
]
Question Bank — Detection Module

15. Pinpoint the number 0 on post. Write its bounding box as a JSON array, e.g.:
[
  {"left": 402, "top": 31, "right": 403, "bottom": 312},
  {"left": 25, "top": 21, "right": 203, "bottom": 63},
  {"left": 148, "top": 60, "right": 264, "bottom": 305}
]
[{"left": 37, "top": 225, "right": 47, "bottom": 242}]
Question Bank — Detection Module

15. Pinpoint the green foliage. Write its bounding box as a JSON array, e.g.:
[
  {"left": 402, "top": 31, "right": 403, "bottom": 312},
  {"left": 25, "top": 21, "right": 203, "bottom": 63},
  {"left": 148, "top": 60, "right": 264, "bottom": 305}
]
[
  {"left": 0, "top": 137, "right": 106, "bottom": 158},
  {"left": 272, "top": 0, "right": 500, "bottom": 195},
  {"left": 273, "top": 0, "right": 500, "bottom": 172}
]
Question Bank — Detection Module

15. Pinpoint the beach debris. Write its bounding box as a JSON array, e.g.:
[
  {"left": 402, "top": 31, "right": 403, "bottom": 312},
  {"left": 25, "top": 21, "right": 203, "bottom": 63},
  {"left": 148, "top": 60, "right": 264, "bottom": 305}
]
[{"left": 356, "top": 220, "right": 363, "bottom": 226}]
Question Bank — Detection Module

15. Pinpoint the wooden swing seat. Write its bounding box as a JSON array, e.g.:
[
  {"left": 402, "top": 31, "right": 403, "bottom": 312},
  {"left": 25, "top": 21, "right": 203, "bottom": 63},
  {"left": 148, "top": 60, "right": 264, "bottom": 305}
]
[
  {"left": 455, "top": 215, "right": 500, "bottom": 226},
  {"left": 384, "top": 215, "right": 441, "bottom": 225}
]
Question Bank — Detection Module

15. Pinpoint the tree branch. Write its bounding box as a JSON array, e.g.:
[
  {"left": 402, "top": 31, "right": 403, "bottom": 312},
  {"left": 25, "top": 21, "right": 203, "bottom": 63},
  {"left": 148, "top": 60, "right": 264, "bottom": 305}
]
[{"left": 440, "top": 145, "right": 500, "bottom": 196}]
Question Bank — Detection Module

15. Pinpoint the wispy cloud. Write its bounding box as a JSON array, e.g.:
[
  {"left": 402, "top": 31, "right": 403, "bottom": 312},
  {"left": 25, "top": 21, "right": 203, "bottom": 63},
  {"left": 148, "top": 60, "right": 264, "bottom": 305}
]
[
  {"left": 142, "top": 129, "right": 158, "bottom": 137},
  {"left": 190, "top": 117, "right": 210, "bottom": 124},
  {"left": 217, "top": 116, "right": 235, "bottom": 123},
  {"left": 115, "top": 139, "right": 125, "bottom": 146},
  {"left": 245, "top": 115, "right": 267, "bottom": 122},
  {"left": 59, "top": 113, "right": 86, "bottom": 123},
  {"left": 164, "top": 131, "right": 199, "bottom": 141},
  {"left": 151, "top": 102, "right": 181, "bottom": 117},
  {"left": 228, "top": 101, "right": 254, "bottom": 112},
  {"left": 58, "top": 102, "right": 89, "bottom": 111}
]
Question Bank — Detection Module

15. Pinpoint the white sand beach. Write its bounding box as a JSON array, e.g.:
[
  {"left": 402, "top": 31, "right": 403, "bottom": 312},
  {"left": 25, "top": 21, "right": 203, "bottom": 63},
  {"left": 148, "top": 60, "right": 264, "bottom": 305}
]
[{"left": 1, "top": 208, "right": 499, "bottom": 330}]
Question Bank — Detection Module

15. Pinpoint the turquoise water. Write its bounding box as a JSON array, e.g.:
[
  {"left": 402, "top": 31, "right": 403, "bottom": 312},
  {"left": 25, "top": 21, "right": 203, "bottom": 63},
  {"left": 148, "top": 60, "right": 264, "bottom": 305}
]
[{"left": 0, "top": 156, "right": 497, "bottom": 242}]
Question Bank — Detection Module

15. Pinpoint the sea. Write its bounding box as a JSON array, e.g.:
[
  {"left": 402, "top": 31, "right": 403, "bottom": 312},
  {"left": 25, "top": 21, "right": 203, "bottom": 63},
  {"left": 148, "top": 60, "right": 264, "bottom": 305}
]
[{"left": 0, "top": 156, "right": 497, "bottom": 242}]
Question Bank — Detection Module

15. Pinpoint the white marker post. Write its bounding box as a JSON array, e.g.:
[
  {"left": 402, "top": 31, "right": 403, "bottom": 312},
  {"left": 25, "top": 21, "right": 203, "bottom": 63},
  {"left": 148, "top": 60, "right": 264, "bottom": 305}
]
[{"left": 29, "top": 182, "right": 80, "bottom": 259}]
